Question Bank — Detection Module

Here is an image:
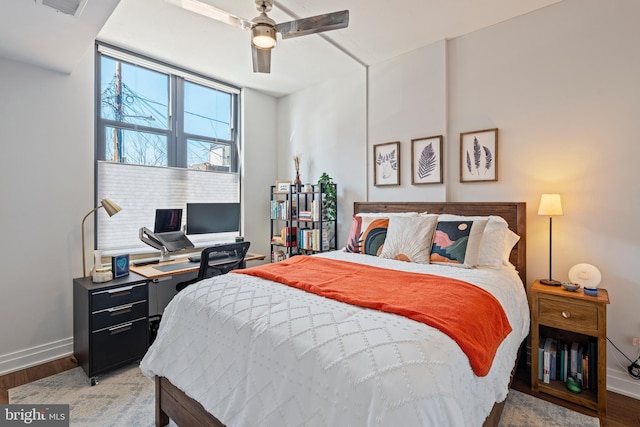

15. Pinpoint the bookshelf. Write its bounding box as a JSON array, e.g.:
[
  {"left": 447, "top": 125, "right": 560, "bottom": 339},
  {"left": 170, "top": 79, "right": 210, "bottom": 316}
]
[
  {"left": 269, "top": 183, "right": 337, "bottom": 262},
  {"left": 530, "top": 280, "right": 610, "bottom": 414}
]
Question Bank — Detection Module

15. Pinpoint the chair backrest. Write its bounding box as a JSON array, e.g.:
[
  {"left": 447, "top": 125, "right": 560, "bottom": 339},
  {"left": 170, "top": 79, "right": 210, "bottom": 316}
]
[
  {"left": 195, "top": 241, "right": 251, "bottom": 281},
  {"left": 176, "top": 242, "right": 251, "bottom": 293}
]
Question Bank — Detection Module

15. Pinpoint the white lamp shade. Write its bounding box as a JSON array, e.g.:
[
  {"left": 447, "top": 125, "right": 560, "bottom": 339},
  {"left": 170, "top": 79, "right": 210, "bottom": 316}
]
[{"left": 538, "top": 194, "right": 563, "bottom": 216}]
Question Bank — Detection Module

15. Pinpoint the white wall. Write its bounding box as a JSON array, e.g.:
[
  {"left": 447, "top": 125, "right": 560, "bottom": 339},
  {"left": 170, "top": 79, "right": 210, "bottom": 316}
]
[
  {"left": 242, "top": 88, "right": 278, "bottom": 261},
  {"left": 368, "top": 40, "right": 448, "bottom": 203},
  {"left": 0, "top": 50, "right": 94, "bottom": 371},
  {"left": 277, "top": 68, "right": 368, "bottom": 245}
]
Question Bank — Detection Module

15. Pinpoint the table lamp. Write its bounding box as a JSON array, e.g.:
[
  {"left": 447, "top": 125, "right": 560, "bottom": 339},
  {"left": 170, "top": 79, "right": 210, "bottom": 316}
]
[
  {"left": 82, "top": 198, "right": 121, "bottom": 277},
  {"left": 538, "top": 194, "right": 563, "bottom": 286}
]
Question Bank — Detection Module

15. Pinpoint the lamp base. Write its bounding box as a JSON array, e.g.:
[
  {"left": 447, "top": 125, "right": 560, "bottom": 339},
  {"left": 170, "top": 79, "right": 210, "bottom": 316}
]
[{"left": 540, "top": 278, "right": 562, "bottom": 286}]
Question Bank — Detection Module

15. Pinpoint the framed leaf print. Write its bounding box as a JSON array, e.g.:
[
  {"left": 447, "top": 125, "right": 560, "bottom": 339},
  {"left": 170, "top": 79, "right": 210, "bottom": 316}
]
[
  {"left": 411, "top": 135, "right": 443, "bottom": 185},
  {"left": 460, "top": 128, "right": 498, "bottom": 182},
  {"left": 374, "top": 141, "right": 400, "bottom": 186}
]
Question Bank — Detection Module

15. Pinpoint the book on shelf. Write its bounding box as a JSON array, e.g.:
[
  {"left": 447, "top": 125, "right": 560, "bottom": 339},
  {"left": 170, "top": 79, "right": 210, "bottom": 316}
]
[
  {"left": 538, "top": 345, "right": 544, "bottom": 380},
  {"left": 588, "top": 338, "right": 596, "bottom": 392},
  {"left": 543, "top": 337, "right": 553, "bottom": 384},
  {"left": 576, "top": 345, "right": 584, "bottom": 386},
  {"left": 570, "top": 341, "right": 579, "bottom": 378},
  {"left": 297, "top": 228, "right": 329, "bottom": 251},
  {"left": 298, "top": 210, "right": 312, "bottom": 221},
  {"left": 271, "top": 235, "right": 283, "bottom": 244},
  {"left": 270, "top": 200, "right": 297, "bottom": 220}
]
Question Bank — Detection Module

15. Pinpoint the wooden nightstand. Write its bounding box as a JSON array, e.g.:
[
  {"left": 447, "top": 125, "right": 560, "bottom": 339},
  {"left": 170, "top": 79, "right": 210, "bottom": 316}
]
[{"left": 530, "top": 279, "right": 610, "bottom": 414}]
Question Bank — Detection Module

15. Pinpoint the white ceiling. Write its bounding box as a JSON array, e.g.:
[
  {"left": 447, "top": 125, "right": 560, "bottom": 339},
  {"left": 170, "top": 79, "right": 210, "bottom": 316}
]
[{"left": 1, "top": 0, "right": 562, "bottom": 97}]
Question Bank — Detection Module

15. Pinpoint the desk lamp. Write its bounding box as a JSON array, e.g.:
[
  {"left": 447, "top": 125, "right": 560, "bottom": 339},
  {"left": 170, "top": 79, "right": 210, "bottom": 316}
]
[
  {"left": 538, "top": 194, "right": 563, "bottom": 286},
  {"left": 82, "top": 198, "right": 121, "bottom": 277}
]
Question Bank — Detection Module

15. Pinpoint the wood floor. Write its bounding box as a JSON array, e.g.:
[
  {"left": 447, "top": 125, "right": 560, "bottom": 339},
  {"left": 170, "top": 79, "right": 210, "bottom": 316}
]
[{"left": 1, "top": 356, "right": 639, "bottom": 426}]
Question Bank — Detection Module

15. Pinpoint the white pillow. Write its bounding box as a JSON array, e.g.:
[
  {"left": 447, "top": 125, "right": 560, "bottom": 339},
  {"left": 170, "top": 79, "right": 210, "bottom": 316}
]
[
  {"left": 379, "top": 215, "right": 438, "bottom": 263},
  {"left": 503, "top": 228, "right": 521, "bottom": 266},
  {"left": 438, "top": 214, "right": 509, "bottom": 269}
]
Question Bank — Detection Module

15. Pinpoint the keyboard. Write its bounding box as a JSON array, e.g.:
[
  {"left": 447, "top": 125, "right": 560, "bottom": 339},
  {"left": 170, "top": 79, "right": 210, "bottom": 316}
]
[
  {"left": 188, "top": 252, "right": 228, "bottom": 263},
  {"left": 133, "top": 259, "right": 160, "bottom": 266},
  {"left": 208, "top": 252, "right": 227, "bottom": 260}
]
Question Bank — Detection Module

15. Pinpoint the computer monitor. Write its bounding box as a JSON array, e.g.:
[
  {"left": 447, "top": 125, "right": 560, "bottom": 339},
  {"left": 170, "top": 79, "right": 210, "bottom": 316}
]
[
  {"left": 154, "top": 209, "right": 183, "bottom": 233},
  {"left": 186, "top": 203, "right": 240, "bottom": 235}
]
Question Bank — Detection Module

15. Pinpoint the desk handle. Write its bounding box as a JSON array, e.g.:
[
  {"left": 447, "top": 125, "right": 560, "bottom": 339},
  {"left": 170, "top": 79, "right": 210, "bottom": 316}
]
[
  {"left": 562, "top": 311, "right": 571, "bottom": 319},
  {"left": 108, "top": 304, "right": 133, "bottom": 313},
  {"left": 108, "top": 286, "right": 133, "bottom": 294},
  {"left": 108, "top": 323, "right": 132, "bottom": 334}
]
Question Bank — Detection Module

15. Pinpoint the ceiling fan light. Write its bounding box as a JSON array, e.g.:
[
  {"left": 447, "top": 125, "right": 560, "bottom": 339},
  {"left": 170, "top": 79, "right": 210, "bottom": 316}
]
[{"left": 252, "top": 25, "right": 276, "bottom": 49}]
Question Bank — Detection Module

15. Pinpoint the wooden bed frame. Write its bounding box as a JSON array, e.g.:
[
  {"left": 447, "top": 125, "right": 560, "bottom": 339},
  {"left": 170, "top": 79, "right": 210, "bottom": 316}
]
[{"left": 154, "top": 201, "right": 527, "bottom": 427}]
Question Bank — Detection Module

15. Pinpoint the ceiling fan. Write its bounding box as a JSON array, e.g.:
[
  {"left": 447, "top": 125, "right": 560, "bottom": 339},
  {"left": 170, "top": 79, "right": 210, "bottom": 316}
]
[{"left": 168, "top": 0, "right": 349, "bottom": 73}]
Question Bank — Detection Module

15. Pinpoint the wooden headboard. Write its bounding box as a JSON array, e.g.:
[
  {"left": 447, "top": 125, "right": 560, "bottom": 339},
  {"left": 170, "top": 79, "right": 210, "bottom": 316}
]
[{"left": 353, "top": 202, "right": 527, "bottom": 284}]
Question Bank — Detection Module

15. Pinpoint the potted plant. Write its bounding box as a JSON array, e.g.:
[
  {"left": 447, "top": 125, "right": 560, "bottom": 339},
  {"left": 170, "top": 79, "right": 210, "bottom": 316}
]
[{"left": 317, "top": 172, "right": 337, "bottom": 221}]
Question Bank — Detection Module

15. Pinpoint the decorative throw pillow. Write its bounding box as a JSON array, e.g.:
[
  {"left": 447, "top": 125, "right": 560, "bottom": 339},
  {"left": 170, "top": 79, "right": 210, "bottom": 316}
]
[
  {"left": 438, "top": 214, "right": 508, "bottom": 269},
  {"left": 429, "top": 219, "right": 487, "bottom": 267},
  {"left": 345, "top": 215, "right": 363, "bottom": 253},
  {"left": 379, "top": 215, "right": 438, "bottom": 263},
  {"left": 345, "top": 216, "right": 389, "bottom": 256}
]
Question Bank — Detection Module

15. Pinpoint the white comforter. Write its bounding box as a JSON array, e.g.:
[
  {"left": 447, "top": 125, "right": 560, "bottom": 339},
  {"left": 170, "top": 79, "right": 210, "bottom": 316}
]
[{"left": 140, "top": 251, "right": 529, "bottom": 427}]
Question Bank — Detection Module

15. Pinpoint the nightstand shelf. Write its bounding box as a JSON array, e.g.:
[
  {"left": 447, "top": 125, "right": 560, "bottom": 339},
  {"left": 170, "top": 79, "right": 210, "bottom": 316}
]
[{"left": 530, "top": 280, "right": 609, "bottom": 414}]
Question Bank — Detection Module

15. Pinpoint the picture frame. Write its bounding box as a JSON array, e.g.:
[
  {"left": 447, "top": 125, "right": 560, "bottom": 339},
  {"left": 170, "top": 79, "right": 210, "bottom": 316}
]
[
  {"left": 275, "top": 180, "right": 292, "bottom": 193},
  {"left": 374, "top": 141, "right": 400, "bottom": 186},
  {"left": 411, "top": 135, "right": 443, "bottom": 185},
  {"left": 111, "top": 254, "right": 130, "bottom": 278},
  {"left": 460, "top": 128, "right": 498, "bottom": 182}
]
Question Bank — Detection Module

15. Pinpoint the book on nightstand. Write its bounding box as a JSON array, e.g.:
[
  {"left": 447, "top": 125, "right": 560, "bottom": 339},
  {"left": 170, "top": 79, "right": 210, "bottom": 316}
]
[{"left": 543, "top": 337, "right": 553, "bottom": 384}]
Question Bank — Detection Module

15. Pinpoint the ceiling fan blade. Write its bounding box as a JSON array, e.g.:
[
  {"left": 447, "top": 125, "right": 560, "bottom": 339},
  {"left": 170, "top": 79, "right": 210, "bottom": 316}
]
[
  {"left": 252, "top": 45, "right": 272, "bottom": 73},
  {"left": 276, "top": 10, "right": 349, "bottom": 39},
  {"left": 166, "top": 0, "right": 252, "bottom": 31}
]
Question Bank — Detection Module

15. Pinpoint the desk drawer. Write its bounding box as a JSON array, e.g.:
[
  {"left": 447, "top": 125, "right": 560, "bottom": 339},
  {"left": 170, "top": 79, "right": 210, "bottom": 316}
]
[
  {"left": 92, "top": 300, "right": 147, "bottom": 331},
  {"left": 538, "top": 296, "right": 598, "bottom": 333},
  {"left": 91, "top": 317, "right": 148, "bottom": 374},
  {"left": 91, "top": 282, "right": 147, "bottom": 311}
]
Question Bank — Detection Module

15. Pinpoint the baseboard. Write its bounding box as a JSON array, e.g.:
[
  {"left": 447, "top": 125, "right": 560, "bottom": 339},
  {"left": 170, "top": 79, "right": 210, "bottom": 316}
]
[
  {"left": 0, "top": 338, "right": 73, "bottom": 376},
  {"left": 607, "top": 367, "right": 640, "bottom": 400}
]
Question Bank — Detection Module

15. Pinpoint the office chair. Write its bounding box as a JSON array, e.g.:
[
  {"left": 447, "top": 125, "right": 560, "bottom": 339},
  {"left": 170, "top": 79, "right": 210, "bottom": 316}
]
[{"left": 176, "top": 241, "right": 251, "bottom": 292}]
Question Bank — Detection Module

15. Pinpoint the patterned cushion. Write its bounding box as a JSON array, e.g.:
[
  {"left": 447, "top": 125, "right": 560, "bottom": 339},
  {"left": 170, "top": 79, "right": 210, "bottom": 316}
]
[
  {"left": 345, "top": 216, "right": 389, "bottom": 256},
  {"left": 379, "top": 215, "right": 438, "bottom": 263},
  {"left": 438, "top": 214, "right": 509, "bottom": 269},
  {"left": 429, "top": 219, "right": 487, "bottom": 267},
  {"left": 345, "top": 215, "right": 363, "bottom": 253}
]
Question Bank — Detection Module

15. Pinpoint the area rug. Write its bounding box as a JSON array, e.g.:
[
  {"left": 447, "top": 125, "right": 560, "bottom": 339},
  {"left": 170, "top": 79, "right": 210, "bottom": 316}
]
[{"left": 9, "top": 364, "right": 600, "bottom": 427}]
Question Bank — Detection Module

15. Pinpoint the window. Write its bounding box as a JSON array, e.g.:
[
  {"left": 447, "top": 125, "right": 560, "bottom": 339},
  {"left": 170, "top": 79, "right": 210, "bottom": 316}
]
[{"left": 95, "top": 44, "right": 241, "bottom": 254}]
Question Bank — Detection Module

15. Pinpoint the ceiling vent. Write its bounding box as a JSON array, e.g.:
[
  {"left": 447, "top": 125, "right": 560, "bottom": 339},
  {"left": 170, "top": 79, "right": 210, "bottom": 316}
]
[{"left": 35, "top": 0, "right": 89, "bottom": 17}]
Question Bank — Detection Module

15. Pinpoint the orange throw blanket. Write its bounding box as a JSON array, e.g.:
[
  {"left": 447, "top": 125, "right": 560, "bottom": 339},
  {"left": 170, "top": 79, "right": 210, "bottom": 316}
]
[{"left": 233, "top": 256, "right": 512, "bottom": 376}]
